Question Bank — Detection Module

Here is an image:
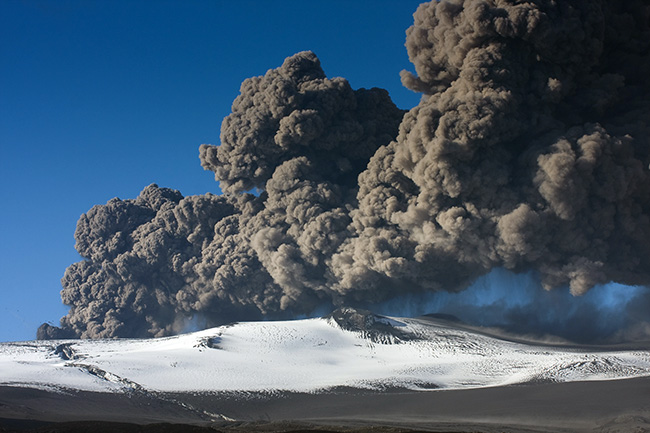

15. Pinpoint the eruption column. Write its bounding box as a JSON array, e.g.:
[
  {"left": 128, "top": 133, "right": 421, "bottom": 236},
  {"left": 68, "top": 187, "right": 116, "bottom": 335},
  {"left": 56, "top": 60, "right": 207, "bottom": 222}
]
[{"left": 40, "top": 0, "right": 650, "bottom": 343}]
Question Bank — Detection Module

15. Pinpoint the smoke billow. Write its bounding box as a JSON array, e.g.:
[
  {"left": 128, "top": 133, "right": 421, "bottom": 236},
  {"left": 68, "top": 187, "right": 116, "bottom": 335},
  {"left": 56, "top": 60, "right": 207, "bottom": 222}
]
[{"left": 39, "top": 0, "right": 650, "bottom": 343}]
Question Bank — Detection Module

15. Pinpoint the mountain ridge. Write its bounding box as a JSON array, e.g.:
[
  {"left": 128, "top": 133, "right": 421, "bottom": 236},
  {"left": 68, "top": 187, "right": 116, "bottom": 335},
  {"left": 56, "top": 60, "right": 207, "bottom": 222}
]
[{"left": 2, "top": 307, "right": 650, "bottom": 397}]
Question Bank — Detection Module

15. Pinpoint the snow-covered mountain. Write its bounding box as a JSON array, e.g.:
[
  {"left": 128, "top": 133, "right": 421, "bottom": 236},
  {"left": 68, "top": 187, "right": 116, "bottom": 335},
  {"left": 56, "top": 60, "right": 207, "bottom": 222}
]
[{"left": 2, "top": 308, "right": 650, "bottom": 395}]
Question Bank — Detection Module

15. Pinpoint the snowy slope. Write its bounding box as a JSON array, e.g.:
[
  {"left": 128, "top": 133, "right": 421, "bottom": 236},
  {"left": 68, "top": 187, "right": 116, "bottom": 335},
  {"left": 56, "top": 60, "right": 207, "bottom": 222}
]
[{"left": 2, "top": 308, "right": 650, "bottom": 394}]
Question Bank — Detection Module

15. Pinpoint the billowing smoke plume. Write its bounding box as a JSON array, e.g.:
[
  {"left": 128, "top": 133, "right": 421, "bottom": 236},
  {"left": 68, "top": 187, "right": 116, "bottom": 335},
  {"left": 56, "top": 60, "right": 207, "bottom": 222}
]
[
  {"left": 39, "top": 0, "right": 650, "bottom": 342},
  {"left": 333, "top": 0, "right": 650, "bottom": 297}
]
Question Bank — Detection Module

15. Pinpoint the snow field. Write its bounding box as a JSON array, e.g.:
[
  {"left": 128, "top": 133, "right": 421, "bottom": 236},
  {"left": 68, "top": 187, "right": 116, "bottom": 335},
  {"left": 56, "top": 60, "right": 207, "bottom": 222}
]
[{"left": 2, "top": 316, "right": 650, "bottom": 394}]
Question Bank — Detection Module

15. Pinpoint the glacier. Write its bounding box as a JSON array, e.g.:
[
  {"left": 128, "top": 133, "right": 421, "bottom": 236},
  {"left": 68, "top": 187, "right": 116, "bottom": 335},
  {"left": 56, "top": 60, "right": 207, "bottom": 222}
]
[{"left": 2, "top": 309, "right": 650, "bottom": 395}]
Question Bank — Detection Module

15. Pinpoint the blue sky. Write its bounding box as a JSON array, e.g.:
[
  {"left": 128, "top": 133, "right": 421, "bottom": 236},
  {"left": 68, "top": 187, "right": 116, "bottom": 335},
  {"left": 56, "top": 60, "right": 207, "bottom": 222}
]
[{"left": 0, "top": 0, "right": 424, "bottom": 342}]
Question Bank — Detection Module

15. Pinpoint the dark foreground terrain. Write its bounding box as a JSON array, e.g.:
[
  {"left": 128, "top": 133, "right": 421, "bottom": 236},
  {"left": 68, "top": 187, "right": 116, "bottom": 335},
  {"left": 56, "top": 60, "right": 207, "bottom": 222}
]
[{"left": 2, "top": 377, "right": 650, "bottom": 432}]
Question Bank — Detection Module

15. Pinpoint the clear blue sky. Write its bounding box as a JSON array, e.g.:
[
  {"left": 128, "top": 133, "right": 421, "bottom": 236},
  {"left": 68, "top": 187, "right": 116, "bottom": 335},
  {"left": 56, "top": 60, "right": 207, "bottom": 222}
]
[{"left": 0, "top": 0, "right": 424, "bottom": 342}]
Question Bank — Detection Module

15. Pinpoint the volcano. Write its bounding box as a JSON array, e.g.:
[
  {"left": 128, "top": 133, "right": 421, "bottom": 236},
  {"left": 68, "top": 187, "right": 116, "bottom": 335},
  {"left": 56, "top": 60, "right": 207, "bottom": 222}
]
[{"left": 3, "top": 308, "right": 650, "bottom": 432}]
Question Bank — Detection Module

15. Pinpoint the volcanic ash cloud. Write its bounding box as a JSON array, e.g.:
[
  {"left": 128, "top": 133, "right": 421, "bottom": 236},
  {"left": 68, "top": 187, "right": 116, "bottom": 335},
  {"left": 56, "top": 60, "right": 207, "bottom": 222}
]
[
  {"left": 39, "top": 0, "right": 650, "bottom": 340},
  {"left": 334, "top": 0, "right": 650, "bottom": 297}
]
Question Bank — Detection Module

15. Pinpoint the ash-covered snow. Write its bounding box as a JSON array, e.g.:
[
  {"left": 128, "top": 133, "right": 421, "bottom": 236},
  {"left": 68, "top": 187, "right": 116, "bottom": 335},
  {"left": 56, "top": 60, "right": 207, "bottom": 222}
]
[{"left": 2, "top": 309, "right": 650, "bottom": 394}]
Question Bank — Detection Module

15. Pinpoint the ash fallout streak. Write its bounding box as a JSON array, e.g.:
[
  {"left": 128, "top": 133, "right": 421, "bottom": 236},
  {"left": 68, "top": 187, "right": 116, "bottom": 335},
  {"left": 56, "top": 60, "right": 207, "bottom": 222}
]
[{"left": 39, "top": 0, "right": 650, "bottom": 343}]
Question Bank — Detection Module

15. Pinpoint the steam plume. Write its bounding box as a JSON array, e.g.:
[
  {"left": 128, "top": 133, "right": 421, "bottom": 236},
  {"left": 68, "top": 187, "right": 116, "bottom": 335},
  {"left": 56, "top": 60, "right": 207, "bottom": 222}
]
[{"left": 39, "top": 0, "right": 650, "bottom": 342}]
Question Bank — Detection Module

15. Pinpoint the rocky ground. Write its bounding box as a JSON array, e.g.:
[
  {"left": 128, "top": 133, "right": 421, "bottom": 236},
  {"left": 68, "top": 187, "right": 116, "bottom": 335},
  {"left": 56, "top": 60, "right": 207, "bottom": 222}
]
[{"left": 2, "top": 376, "right": 650, "bottom": 432}]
